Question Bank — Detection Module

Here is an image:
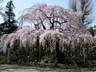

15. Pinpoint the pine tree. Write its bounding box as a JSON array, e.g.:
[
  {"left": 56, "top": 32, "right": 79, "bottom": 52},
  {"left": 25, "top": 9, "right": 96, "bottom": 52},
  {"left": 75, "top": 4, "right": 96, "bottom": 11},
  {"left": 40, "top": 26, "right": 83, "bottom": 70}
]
[{"left": 0, "top": 0, "right": 17, "bottom": 34}]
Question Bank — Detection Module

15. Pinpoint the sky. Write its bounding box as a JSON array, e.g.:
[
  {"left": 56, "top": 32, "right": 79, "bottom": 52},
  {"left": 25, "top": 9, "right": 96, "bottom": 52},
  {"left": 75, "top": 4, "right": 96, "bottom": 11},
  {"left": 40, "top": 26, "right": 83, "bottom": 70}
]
[{"left": 1, "top": 0, "right": 96, "bottom": 26}]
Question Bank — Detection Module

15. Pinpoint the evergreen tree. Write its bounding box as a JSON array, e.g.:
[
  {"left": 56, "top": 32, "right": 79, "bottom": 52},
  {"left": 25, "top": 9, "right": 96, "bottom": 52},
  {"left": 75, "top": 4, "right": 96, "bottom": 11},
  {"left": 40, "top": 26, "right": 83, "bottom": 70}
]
[
  {"left": 0, "top": 0, "right": 17, "bottom": 34},
  {"left": 88, "top": 27, "right": 94, "bottom": 36}
]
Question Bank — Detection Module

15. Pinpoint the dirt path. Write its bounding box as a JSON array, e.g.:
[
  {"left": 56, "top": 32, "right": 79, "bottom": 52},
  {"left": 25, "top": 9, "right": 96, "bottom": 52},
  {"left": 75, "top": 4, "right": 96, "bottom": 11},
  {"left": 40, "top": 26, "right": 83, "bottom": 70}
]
[{"left": 0, "top": 64, "right": 95, "bottom": 72}]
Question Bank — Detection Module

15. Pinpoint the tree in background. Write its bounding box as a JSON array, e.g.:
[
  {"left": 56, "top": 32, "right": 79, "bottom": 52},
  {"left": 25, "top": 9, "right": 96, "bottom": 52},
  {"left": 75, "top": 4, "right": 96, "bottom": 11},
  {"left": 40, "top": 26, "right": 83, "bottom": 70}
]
[
  {"left": 88, "top": 27, "right": 94, "bottom": 36},
  {"left": 69, "top": 0, "right": 93, "bottom": 26},
  {"left": 69, "top": 0, "right": 77, "bottom": 12},
  {"left": 0, "top": 0, "right": 17, "bottom": 34},
  {"left": 80, "top": 0, "right": 93, "bottom": 26}
]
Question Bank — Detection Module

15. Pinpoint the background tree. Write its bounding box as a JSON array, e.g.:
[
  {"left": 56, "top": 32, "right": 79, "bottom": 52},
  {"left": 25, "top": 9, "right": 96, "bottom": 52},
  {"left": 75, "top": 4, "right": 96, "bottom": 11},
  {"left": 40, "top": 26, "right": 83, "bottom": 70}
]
[
  {"left": 69, "top": 0, "right": 77, "bottom": 12},
  {"left": 0, "top": 0, "right": 17, "bottom": 34},
  {"left": 80, "top": 0, "right": 93, "bottom": 26},
  {"left": 69, "top": 0, "right": 93, "bottom": 26},
  {"left": 88, "top": 27, "right": 94, "bottom": 36}
]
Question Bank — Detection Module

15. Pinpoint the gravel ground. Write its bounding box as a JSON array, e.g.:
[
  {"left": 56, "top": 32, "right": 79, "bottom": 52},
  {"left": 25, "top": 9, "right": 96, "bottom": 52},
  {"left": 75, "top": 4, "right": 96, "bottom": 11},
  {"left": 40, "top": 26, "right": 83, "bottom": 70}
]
[{"left": 0, "top": 64, "right": 95, "bottom": 72}]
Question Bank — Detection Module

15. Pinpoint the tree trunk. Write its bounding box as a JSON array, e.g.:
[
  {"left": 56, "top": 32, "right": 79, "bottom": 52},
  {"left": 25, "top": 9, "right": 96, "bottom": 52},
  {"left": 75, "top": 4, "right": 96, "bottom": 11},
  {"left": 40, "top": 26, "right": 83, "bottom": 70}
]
[{"left": 6, "top": 48, "right": 11, "bottom": 64}]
